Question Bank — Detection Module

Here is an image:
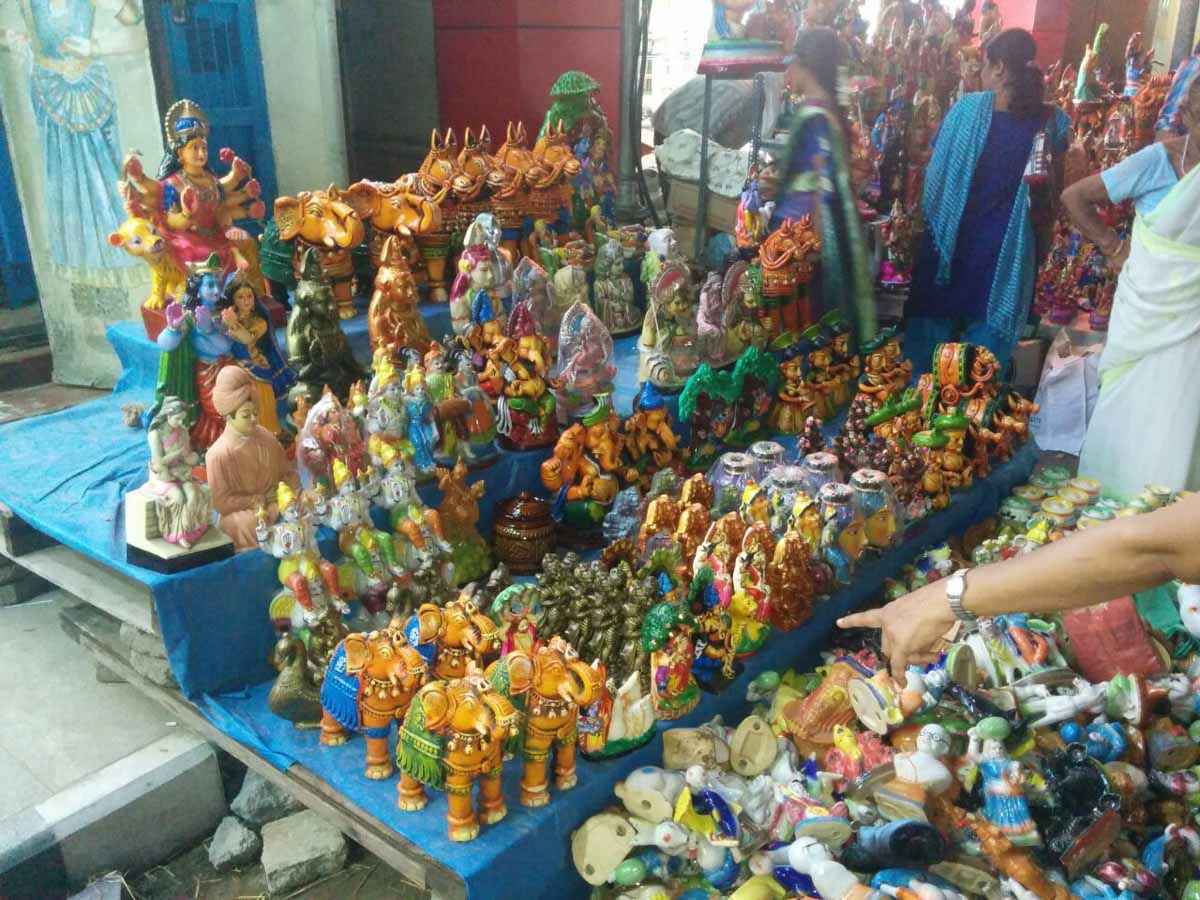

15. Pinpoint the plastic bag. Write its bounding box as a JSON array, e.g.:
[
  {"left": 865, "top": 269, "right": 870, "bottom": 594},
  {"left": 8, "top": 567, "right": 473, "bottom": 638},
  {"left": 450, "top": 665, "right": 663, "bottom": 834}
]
[{"left": 1030, "top": 330, "right": 1102, "bottom": 455}]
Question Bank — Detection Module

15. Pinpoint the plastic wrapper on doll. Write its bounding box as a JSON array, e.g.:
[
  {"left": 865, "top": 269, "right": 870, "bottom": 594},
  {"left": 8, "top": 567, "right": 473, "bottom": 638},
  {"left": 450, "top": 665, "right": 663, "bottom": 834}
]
[{"left": 554, "top": 301, "right": 617, "bottom": 423}]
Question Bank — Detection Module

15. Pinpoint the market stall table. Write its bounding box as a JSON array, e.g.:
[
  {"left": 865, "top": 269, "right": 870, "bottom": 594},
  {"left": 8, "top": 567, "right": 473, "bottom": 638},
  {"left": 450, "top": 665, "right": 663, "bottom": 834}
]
[{"left": 0, "top": 303, "right": 1037, "bottom": 899}]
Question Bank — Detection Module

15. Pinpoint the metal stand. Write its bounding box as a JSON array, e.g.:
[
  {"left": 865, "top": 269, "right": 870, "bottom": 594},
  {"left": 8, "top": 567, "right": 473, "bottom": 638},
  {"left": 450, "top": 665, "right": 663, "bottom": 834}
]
[{"left": 693, "top": 70, "right": 771, "bottom": 261}]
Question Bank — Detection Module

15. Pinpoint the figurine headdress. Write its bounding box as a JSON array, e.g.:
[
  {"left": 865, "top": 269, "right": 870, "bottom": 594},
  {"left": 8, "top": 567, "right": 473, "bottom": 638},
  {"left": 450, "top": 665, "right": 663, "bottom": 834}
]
[
  {"left": 332, "top": 459, "right": 351, "bottom": 490},
  {"left": 403, "top": 365, "right": 425, "bottom": 392},
  {"left": 650, "top": 260, "right": 689, "bottom": 303},
  {"left": 164, "top": 99, "right": 209, "bottom": 150},
  {"left": 860, "top": 326, "right": 896, "bottom": 355},
  {"left": 186, "top": 251, "right": 224, "bottom": 277},
  {"left": 912, "top": 429, "right": 949, "bottom": 449},
  {"left": 581, "top": 392, "right": 615, "bottom": 427},
  {"left": 277, "top": 481, "right": 297, "bottom": 514},
  {"left": 741, "top": 483, "right": 767, "bottom": 511},
  {"left": 635, "top": 380, "right": 667, "bottom": 412},
  {"left": 372, "top": 352, "right": 399, "bottom": 391},
  {"left": 349, "top": 381, "right": 368, "bottom": 411},
  {"left": 819, "top": 309, "right": 851, "bottom": 336},
  {"left": 865, "top": 391, "right": 922, "bottom": 427},
  {"left": 376, "top": 440, "right": 399, "bottom": 469},
  {"left": 932, "top": 410, "right": 969, "bottom": 432}
]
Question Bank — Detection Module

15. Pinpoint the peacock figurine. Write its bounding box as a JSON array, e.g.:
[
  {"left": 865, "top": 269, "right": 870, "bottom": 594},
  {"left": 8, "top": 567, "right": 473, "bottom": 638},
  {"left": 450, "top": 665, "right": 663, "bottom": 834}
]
[{"left": 268, "top": 634, "right": 322, "bottom": 727}]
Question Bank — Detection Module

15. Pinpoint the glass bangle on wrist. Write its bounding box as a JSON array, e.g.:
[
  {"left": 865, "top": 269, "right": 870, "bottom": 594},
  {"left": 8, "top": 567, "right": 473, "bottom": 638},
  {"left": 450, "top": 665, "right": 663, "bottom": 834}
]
[{"left": 946, "top": 567, "right": 978, "bottom": 626}]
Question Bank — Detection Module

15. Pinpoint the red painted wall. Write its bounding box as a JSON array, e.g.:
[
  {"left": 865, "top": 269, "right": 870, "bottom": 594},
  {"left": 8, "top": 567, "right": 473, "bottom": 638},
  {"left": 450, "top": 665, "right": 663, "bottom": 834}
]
[
  {"left": 986, "top": 0, "right": 1152, "bottom": 68},
  {"left": 432, "top": 0, "right": 623, "bottom": 149}
]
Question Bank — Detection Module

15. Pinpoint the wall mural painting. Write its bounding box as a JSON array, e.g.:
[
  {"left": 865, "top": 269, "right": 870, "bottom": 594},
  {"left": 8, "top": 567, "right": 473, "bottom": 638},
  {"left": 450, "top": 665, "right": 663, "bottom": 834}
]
[{"left": 1, "top": 0, "right": 142, "bottom": 284}]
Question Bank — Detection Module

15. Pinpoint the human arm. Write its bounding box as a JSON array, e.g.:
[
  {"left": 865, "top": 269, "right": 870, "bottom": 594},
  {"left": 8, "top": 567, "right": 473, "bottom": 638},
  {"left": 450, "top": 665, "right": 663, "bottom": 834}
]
[
  {"left": 838, "top": 493, "right": 1200, "bottom": 677},
  {"left": 1061, "top": 173, "right": 1127, "bottom": 272}
]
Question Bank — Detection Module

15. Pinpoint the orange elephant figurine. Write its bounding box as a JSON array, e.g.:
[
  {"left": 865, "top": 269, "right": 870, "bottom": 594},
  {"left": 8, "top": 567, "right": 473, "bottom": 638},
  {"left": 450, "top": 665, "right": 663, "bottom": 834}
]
[
  {"left": 486, "top": 636, "right": 601, "bottom": 807},
  {"left": 411, "top": 593, "right": 502, "bottom": 680},
  {"left": 396, "top": 668, "right": 520, "bottom": 841},
  {"left": 318, "top": 622, "right": 428, "bottom": 779}
]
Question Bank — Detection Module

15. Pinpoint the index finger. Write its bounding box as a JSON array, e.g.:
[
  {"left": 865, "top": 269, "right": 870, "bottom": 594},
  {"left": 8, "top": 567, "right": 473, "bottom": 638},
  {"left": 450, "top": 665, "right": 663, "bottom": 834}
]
[{"left": 838, "top": 609, "right": 883, "bottom": 630}]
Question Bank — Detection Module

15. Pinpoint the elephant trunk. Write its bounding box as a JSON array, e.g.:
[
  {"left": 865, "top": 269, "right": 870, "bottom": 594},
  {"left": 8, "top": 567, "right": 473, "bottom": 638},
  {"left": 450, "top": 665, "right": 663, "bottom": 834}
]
[{"left": 563, "top": 660, "right": 599, "bottom": 707}]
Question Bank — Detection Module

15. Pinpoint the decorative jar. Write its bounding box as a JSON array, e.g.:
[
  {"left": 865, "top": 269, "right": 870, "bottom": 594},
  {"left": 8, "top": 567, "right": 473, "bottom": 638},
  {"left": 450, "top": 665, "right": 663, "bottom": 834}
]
[
  {"left": 802, "top": 451, "right": 842, "bottom": 497},
  {"left": 708, "top": 451, "right": 755, "bottom": 517},
  {"left": 749, "top": 440, "right": 786, "bottom": 482},
  {"left": 762, "top": 464, "right": 807, "bottom": 535},
  {"left": 493, "top": 493, "right": 556, "bottom": 575},
  {"left": 850, "top": 468, "right": 900, "bottom": 549}
]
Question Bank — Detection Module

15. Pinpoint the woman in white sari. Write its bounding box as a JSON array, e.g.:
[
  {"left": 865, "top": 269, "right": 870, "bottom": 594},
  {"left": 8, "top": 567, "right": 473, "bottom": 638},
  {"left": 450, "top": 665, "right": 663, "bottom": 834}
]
[{"left": 1062, "top": 78, "right": 1200, "bottom": 500}]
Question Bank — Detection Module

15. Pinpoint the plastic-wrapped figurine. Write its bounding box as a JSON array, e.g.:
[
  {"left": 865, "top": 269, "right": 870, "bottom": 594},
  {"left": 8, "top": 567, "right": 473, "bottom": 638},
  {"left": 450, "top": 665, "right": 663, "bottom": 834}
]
[
  {"left": 286, "top": 247, "right": 366, "bottom": 404},
  {"left": 696, "top": 270, "right": 733, "bottom": 368},
  {"left": 552, "top": 258, "right": 589, "bottom": 334},
  {"left": 397, "top": 669, "right": 520, "bottom": 841},
  {"left": 510, "top": 257, "right": 559, "bottom": 354},
  {"left": 486, "top": 637, "right": 600, "bottom": 806},
  {"left": 679, "top": 365, "right": 737, "bottom": 472},
  {"left": 450, "top": 219, "right": 505, "bottom": 340},
  {"left": 642, "top": 601, "right": 701, "bottom": 720},
  {"left": 554, "top": 301, "right": 616, "bottom": 422},
  {"left": 126, "top": 396, "right": 229, "bottom": 570},
  {"left": 296, "top": 388, "right": 367, "bottom": 492},
  {"left": 819, "top": 482, "right": 868, "bottom": 584},
  {"left": 367, "top": 236, "right": 432, "bottom": 357},
  {"left": 639, "top": 258, "right": 699, "bottom": 391},
  {"left": 487, "top": 304, "right": 558, "bottom": 451},
  {"left": 436, "top": 460, "right": 492, "bottom": 586},
  {"left": 594, "top": 240, "right": 641, "bottom": 337},
  {"left": 966, "top": 717, "right": 1040, "bottom": 847}
]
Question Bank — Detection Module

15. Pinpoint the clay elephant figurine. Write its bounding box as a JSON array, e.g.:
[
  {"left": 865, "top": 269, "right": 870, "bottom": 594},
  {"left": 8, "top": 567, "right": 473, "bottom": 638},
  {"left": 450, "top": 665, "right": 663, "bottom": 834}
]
[
  {"left": 396, "top": 670, "right": 520, "bottom": 841},
  {"left": 338, "top": 178, "right": 447, "bottom": 270},
  {"left": 318, "top": 623, "right": 428, "bottom": 779},
  {"left": 409, "top": 594, "right": 502, "bottom": 681},
  {"left": 274, "top": 187, "right": 366, "bottom": 319},
  {"left": 486, "top": 636, "right": 600, "bottom": 807}
]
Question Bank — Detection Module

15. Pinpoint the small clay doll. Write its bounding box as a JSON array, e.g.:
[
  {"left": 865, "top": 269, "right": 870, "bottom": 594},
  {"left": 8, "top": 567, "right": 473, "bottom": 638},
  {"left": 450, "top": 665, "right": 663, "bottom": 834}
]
[
  {"left": 207, "top": 366, "right": 298, "bottom": 551},
  {"left": 639, "top": 258, "right": 699, "bottom": 391},
  {"left": 554, "top": 301, "right": 616, "bottom": 422},
  {"left": 966, "top": 716, "right": 1040, "bottom": 847},
  {"left": 642, "top": 601, "right": 701, "bottom": 720},
  {"left": 127, "top": 396, "right": 223, "bottom": 567},
  {"left": 217, "top": 271, "right": 295, "bottom": 434},
  {"left": 593, "top": 240, "right": 641, "bottom": 337}
]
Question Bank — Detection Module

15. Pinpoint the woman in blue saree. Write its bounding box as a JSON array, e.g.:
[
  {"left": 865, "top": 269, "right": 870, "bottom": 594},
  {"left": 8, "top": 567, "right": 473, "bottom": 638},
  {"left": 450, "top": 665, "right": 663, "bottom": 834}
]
[
  {"left": 765, "top": 27, "right": 876, "bottom": 347},
  {"left": 906, "top": 29, "right": 1070, "bottom": 374}
]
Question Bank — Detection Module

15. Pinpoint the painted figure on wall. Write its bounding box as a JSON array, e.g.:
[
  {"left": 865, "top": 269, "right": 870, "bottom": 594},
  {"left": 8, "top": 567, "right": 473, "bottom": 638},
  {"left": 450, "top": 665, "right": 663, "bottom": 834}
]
[{"left": 0, "top": 0, "right": 139, "bottom": 278}]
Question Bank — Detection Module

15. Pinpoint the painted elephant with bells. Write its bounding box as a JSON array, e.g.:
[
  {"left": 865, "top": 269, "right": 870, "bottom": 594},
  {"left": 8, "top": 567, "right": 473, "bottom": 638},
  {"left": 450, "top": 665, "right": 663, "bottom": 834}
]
[
  {"left": 407, "top": 595, "right": 502, "bottom": 681},
  {"left": 338, "top": 179, "right": 447, "bottom": 270},
  {"left": 486, "top": 636, "right": 600, "bottom": 807},
  {"left": 396, "top": 671, "right": 520, "bottom": 841},
  {"left": 318, "top": 623, "right": 428, "bottom": 779},
  {"left": 274, "top": 188, "right": 366, "bottom": 319}
]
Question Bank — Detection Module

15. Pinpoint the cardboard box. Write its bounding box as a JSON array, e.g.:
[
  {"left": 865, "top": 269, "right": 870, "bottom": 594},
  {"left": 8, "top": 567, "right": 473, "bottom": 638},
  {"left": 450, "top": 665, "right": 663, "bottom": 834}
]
[{"left": 665, "top": 179, "right": 741, "bottom": 232}]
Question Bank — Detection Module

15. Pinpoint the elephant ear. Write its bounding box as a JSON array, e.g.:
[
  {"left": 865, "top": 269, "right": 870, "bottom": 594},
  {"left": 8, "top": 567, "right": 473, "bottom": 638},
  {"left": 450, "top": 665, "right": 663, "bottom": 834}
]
[
  {"left": 275, "top": 195, "right": 302, "bottom": 240},
  {"left": 492, "top": 651, "right": 533, "bottom": 697},
  {"left": 343, "top": 634, "right": 370, "bottom": 674},
  {"left": 416, "top": 603, "right": 444, "bottom": 644},
  {"left": 430, "top": 128, "right": 442, "bottom": 152}
]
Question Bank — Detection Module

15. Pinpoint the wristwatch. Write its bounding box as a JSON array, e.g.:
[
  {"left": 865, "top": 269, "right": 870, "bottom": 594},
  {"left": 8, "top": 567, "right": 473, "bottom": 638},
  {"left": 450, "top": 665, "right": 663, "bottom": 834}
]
[{"left": 946, "top": 568, "right": 978, "bottom": 626}]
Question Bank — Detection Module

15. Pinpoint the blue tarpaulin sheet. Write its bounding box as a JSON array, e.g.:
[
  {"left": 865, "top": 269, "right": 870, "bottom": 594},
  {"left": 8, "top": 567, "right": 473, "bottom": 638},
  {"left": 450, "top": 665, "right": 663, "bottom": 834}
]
[{"left": 0, "top": 305, "right": 1037, "bottom": 899}]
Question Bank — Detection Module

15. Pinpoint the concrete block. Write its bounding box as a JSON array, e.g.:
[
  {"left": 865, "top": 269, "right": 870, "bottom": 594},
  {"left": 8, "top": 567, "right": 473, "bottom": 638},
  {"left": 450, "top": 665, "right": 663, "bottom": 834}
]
[
  {"left": 208, "top": 815, "right": 261, "bottom": 872},
  {"left": 0, "top": 732, "right": 225, "bottom": 893},
  {"left": 120, "top": 622, "right": 168, "bottom": 658},
  {"left": 128, "top": 646, "right": 177, "bottom": 689},
  {"left": 230, "top": 769, "right": 305, "bottom": 828},
  {"left": 0, "top": 571, "right": 52, "bottom": 607},
  {"left": 260, "top": 810, "right": 348, "bottom": 895}
]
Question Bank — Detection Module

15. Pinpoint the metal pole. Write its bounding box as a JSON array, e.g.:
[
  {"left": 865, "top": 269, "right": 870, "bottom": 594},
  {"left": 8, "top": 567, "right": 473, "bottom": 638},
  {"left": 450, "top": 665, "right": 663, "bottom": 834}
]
[
  {"left": 695, "top": 73, "right": 713, "bottom": 261},
  {"left": 614, "top": 0, "right": 646, "bottom": 222}
]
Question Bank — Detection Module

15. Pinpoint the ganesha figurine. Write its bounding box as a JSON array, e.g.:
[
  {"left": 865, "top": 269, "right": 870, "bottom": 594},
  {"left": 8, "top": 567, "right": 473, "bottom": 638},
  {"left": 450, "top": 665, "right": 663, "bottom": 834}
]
[
  {"left": 639, "top": 258, "right": 699, "bottom": 392},
  {"left": 274, "top": 187, "right": 366, "bottom": 319},
  {"left": 488, "top": 303, "right": 559, "bottom": 451},
  {"left": 541, "top": 420, "right": 622, "bottom": 537}
]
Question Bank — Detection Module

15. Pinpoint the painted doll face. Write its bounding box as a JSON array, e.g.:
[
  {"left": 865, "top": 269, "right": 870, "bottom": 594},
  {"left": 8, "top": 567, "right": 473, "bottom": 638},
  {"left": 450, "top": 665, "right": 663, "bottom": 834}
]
[
  {"left": 839, "top": 518, "right": 868, "bottom": 560},
  {"left": 229, "top": 399, "right": 259, "bottom": 435},
  {"left": 180, "top": 137, "right": 208, "bottom": 172},
  {"left": 167, "top": 408, "right": 187, "bottom": 429},
  {"left": 233, "top": 285, "right": 257, "bottom": 314},
  {"left": 198, "top": 274, "right": 221, "bottom": 307}
]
